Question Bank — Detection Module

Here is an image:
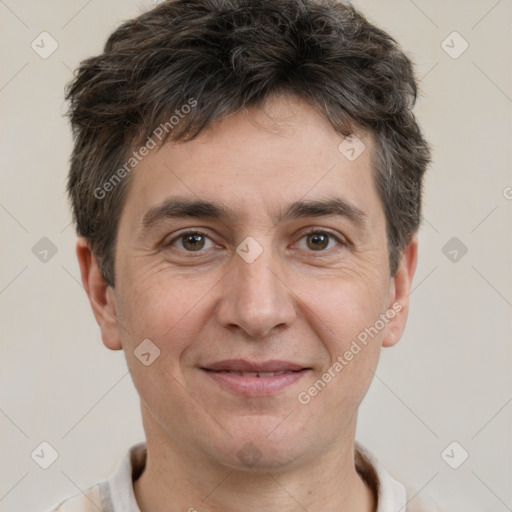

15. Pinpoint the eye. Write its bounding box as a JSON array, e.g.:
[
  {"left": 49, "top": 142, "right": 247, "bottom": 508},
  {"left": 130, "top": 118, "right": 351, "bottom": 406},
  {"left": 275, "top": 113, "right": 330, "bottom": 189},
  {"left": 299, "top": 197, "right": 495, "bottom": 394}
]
[
  {"left": 163, "top": 228, "right": 345, "bottom": 254},
  {"left": 295, "top": 228, "right": 344, "bottom": 252},
  {"left": 165, "top": 230, "right": 216, "bottom": 252}
]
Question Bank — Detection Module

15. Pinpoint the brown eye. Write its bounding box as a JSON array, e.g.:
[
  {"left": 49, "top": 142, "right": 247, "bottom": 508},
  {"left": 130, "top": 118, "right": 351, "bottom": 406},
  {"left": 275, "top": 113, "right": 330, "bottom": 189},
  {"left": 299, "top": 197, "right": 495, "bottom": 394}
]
[
  {"left": 181, "top": 233, "right": 206, "bottom": 251},
  {"left": 295, "top": 229, "right": 343, "bottom": 253},
  {"left": 306, "top": 232, "right": 330, "bottom": 250},
  {"left": 166, "top": 231, "right": 215, "bottom": 252}
]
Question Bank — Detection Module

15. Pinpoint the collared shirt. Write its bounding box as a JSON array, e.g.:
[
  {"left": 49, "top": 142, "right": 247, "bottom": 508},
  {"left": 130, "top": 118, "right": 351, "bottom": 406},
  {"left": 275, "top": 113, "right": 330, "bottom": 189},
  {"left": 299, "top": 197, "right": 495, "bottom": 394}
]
[{"left": 47, "top": 441, "right": 434, "bottom": 512}]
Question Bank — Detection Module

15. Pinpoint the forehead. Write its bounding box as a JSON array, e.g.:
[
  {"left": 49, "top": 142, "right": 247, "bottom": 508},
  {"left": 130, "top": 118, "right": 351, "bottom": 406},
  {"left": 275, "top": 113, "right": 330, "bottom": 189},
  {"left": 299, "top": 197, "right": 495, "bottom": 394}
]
[{"left": 120, "top": 93, "right": 382, "bottom": 231}]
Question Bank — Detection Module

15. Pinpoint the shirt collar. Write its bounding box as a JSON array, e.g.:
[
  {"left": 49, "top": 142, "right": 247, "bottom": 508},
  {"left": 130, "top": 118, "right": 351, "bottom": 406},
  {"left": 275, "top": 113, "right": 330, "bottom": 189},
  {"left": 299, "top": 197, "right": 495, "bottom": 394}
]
[{"left": 103, "top": 441, "right": 406, "bottom": 512}]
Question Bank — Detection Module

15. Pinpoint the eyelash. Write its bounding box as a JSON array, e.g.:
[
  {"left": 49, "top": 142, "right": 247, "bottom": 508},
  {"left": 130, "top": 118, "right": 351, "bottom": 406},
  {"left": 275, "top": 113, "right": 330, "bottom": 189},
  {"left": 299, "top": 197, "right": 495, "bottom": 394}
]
[{"left": 164, "top": 227, "right": 346, "bottom": 255}]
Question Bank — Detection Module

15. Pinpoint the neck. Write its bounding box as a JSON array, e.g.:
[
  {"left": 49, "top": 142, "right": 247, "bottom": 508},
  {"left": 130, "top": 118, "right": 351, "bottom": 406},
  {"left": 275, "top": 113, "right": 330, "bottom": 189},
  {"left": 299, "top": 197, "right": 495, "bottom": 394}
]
[{"left": 133, "top": 411, "right": 376, "bottom": 512}]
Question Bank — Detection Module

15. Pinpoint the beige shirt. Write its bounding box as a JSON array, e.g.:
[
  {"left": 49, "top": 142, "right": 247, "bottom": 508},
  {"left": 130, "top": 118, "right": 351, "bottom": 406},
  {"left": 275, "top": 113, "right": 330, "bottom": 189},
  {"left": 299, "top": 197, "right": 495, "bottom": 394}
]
[{"left": 47, "top": 441, "right": 437, "bottom": 511}]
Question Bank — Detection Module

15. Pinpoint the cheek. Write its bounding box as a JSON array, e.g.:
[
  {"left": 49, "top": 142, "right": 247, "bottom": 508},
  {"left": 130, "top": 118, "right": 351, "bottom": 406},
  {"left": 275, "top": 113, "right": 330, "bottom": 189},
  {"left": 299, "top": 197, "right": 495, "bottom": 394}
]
[
  {"left": 115, "top": 275, "right": 209, "bottom": 422},
  {"left": 116, "top": 270, "right": 208, "bottom": 354},
  {"left": 309, "top": 265, "right": 390, "bottom": 348},
  {"left": 299, "top": 268, "right": 389, "bottom": 402}
]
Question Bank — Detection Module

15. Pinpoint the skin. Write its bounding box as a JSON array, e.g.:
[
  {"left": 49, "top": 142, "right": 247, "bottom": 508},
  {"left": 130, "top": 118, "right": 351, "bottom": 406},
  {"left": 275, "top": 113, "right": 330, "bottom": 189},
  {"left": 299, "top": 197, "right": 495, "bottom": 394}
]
[{"left": 77, "top": 92, "right": 417, "bottom": 512}]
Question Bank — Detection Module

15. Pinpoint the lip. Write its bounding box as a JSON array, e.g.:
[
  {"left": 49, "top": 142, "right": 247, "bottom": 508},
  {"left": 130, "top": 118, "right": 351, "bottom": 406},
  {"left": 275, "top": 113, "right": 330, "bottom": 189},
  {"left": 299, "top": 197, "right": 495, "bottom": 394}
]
[
  {"left": 201, "top": 359, "right": 308, "bottom": 372},
  {"left": 200, "top": 359, "right": 311, "bottom": 397}
]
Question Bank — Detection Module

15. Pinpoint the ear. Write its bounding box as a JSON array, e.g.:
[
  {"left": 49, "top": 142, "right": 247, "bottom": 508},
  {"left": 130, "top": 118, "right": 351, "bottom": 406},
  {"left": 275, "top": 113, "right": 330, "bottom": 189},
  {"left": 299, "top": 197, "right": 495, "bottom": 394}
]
[
  {"left": 76, "top": 237, "right": 123, "bottom": 350},
  {"left": 381, "top": 234, "right": 418, "bottom": 348}
]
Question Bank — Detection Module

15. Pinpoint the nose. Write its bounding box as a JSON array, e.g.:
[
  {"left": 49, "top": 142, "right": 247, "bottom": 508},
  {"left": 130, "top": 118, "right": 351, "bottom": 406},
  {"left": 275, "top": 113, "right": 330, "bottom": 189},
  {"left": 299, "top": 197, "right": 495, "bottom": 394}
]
[{"left": 215, "top": 243, "right": 297, "bottom": 339}]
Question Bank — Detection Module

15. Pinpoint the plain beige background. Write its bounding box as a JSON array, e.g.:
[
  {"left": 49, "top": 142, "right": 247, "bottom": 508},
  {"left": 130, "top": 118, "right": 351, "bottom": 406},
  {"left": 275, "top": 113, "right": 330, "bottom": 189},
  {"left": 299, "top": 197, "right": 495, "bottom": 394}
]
[{"left": 1, "top": 1, "right": 511, "bottom": 511}]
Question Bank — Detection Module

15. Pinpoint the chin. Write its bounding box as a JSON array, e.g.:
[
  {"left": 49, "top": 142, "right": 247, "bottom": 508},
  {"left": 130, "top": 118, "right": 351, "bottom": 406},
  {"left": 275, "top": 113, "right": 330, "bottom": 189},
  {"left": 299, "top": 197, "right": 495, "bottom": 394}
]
[
  {"left": 210, "top": 429, "right": 313, "bottom": 474},
  {"left": 225, "top": 446, "right": 305, "bottom": 473}
]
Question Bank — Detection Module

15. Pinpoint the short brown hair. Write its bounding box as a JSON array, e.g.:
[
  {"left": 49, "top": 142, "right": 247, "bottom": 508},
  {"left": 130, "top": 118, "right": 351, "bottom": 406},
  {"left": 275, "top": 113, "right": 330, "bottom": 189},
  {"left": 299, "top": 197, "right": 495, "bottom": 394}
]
[{"left": 65, "top": 0, "right": 431, "bottom": 287}]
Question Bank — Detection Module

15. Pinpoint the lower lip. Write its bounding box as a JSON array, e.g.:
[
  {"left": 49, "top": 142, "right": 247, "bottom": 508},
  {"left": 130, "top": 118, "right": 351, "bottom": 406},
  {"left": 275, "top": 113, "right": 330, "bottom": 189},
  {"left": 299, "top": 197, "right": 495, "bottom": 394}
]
[{"left": 201, "top": 369, "right": 309, "bottom": 397}]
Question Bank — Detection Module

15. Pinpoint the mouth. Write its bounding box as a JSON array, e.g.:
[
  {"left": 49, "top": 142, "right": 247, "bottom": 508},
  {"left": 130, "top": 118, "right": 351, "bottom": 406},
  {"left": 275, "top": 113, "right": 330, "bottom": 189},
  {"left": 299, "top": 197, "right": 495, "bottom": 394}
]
[
  {"left": 200, "top": 360, "right": 311, "bottom": 397},
  {"left": 205, "top": 370, "right": 300, "bottom": 378}
]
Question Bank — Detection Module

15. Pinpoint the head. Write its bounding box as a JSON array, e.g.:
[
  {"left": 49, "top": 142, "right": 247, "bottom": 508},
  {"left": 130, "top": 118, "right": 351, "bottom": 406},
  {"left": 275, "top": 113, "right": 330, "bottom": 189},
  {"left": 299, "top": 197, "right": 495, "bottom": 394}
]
[{"left": 68, "top": 0, "right": 430, "bottom": 471}]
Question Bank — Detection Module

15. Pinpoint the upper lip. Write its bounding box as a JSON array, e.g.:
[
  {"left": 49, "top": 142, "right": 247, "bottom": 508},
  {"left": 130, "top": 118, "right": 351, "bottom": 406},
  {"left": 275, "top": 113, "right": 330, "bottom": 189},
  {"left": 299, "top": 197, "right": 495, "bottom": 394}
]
[{"left": 201, "top": 359, "right": 309, "bottom": 372}]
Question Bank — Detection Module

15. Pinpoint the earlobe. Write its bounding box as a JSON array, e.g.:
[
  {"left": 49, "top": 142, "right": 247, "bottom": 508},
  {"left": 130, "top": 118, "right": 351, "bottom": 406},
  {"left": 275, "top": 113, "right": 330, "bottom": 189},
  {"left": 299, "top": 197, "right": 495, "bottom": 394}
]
[
  {"left": 381, "top": 234, "right": 418, "bottom": 348},
  {"left": 75, "top": 238, "right": 123, "bottom": 351}
]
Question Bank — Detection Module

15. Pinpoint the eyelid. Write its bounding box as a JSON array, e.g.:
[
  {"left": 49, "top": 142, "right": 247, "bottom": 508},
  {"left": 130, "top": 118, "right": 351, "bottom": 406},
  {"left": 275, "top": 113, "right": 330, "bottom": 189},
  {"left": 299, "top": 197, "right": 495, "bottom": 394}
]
[
  {"left": 294, "top": 226, "right": 348, "bottom": 250},
  {"left": 163, "top": 228, "right": 216, "bottom": 250}
]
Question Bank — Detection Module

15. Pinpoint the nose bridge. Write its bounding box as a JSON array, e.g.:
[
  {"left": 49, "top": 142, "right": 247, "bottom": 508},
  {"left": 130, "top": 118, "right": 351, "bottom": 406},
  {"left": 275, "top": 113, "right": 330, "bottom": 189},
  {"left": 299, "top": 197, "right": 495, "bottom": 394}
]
[{"left": 218, "top": 236, "right": 296, "bottom": 338}]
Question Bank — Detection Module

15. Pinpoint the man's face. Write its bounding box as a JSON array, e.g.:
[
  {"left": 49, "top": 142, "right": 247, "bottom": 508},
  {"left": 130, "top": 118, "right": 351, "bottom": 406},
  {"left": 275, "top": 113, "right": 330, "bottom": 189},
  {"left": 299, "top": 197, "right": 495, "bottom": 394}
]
[{"left": 84, "top": 93, "right": 414, "bottom": 470}]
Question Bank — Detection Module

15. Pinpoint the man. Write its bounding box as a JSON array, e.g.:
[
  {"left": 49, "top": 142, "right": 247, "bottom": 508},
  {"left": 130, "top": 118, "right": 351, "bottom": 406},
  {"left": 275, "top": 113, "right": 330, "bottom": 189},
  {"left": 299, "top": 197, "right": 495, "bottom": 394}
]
[{"left": 52, "top": 0, "right": 433, "bottom": 510}]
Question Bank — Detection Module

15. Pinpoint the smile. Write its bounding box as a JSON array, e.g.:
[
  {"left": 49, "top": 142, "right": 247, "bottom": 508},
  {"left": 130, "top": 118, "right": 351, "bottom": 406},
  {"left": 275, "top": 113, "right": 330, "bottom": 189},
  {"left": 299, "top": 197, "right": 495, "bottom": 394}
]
[
  {"left": 208, "top": 370, "right": 298, "bottom": 377},
  {"left": 201, "top": 368, "right": 310, "bottom": 397}
]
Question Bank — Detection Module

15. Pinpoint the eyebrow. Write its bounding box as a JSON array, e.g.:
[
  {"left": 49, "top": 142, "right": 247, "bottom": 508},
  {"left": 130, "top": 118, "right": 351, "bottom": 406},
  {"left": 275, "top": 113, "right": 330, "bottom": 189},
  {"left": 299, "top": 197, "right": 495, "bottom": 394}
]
[{"left": 140, "top": 196, "right": 368, "bottom": 235}]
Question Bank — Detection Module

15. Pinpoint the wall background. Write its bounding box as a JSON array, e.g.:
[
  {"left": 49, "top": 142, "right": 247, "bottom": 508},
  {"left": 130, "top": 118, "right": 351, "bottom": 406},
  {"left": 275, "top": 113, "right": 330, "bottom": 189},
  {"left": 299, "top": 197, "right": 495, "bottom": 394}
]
[{"left": 0, "top": 1, "right": 510, "bottom": 511}]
